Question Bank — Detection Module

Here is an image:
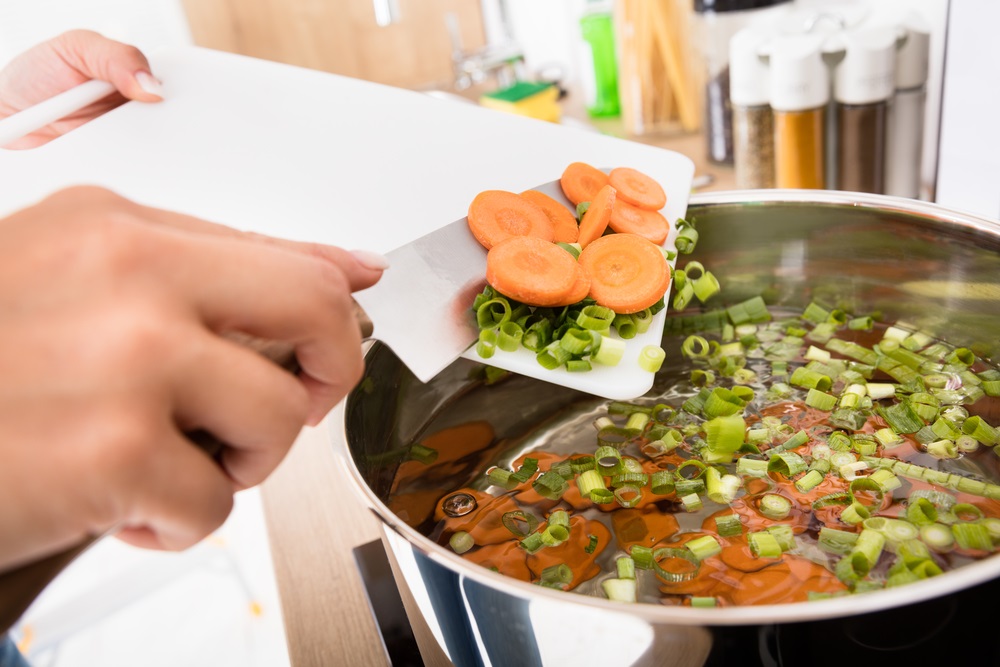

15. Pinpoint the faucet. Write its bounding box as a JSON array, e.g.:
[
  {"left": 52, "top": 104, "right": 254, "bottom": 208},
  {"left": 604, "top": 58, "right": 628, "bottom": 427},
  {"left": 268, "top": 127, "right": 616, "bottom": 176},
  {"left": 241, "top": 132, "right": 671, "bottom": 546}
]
[{"left": 445, "top": 11, "right": 527, "bottom": 91}]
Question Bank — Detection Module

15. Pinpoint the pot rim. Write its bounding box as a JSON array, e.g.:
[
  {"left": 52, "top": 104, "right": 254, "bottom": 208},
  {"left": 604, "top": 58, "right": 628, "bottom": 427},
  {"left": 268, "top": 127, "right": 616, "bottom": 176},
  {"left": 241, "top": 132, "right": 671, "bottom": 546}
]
[
  {"left": 334, "top": 190, "right": 1000, "bottom": 625},
  {"left": 688, "top": 188, "right": 1000, "bottom": 235}
]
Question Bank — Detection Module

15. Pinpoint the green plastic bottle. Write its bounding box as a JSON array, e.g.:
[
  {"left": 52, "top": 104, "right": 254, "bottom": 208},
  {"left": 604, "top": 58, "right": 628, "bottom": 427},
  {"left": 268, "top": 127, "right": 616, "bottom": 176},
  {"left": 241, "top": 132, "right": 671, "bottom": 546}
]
[{"left": 579, "top": 3, "right": 620, "bottom": 118}]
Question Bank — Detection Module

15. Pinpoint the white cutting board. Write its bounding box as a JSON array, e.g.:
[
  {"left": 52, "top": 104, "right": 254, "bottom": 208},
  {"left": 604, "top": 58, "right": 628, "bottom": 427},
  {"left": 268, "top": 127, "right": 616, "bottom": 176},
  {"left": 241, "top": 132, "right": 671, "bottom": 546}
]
[{"left": 0, "top": 46, "right": 694, "bottom": 398}]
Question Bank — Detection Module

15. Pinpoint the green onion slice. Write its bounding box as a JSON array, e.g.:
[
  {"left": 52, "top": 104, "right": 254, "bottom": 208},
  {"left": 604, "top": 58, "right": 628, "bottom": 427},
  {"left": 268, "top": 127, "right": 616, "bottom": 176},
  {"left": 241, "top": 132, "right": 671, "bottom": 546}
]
[
  {"left": 651, "top": 547, "right": 701, "bottom": 583},
  {"left": 502, "top": 511, "right": 539, "bottom": 537}
]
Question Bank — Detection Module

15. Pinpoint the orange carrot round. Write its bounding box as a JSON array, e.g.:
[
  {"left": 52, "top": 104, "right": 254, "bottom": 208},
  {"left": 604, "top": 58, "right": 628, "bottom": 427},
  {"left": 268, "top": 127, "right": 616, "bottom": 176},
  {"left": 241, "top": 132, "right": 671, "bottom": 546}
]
[
  {"left": 552, "top": 264, "right": 591, "bottom": 306},
  {"left": 520, "top": 189, "right": 580, "bottom": 244},
  {"left": 486, "top": 236, "right": 580, "bottom": 307},
  {"left": 560, "top": 162, "right": 609, "bottom": 206},
  {"left": 468, "top": 190, "right": 554, "bottom": 250},
  {"left": 578, "top": 233, "right": 671, "bottom": 314},
  {"left": 609, "top": 199, "right": 670, "bottom": 245},
  {"left": 577, "top": 184, "right": 616, "bottom": 248},
  {"left": 609, "top": 167, "right": 667, "bottom": 211}
]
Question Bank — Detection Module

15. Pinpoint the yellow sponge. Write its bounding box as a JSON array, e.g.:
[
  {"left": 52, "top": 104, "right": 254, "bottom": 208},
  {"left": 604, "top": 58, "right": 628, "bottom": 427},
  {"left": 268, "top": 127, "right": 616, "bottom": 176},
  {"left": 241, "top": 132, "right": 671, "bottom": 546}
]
[{"left": 480, "top": 82, "right": 561, "bottom": 123}]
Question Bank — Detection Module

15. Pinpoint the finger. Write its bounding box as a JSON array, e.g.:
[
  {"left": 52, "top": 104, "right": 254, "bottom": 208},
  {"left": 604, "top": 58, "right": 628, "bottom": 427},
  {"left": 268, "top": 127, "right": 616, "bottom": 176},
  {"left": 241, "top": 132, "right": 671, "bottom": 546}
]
[
  {"left": 172, "top": 331, "right": 310, "bottom": 489},
  {"left": 53, "top": 30, "right": 163, "bottom": 102},
  {"left": 145, "top": 226, "right": 367, "bottom": 421},
  {"left": 122, "top": 426, "right": 236, "bottom": 551},
  {"left": 130, "top": 202, "right": 387, "bottom": 291}
]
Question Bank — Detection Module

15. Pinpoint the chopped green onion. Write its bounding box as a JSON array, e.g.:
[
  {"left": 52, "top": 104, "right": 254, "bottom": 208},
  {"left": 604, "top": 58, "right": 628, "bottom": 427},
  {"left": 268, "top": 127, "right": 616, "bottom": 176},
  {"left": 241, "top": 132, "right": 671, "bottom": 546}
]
[
  {"left": 601, "top": 578, "right": 637, "bottom": 603},
  {"left": 408, "top": 444, "right": 439, "bottom": 464},
  {"left": 694, "top": 271, "right": 721, "bottom": 303},
  {"left": 510, "top": 457, "right": 539, "bottom": 483},
  {"left": 766, "top": 524, "right": 797, "bottom": 552},
  {"left": 849, "top": 529, "right": 886, "bottom": 575},
  {"left": 819, "top": 527, "right": 859, "bottom": 554},
  {"left": 759, "top": 494, "right": 792, "bottom": 520},
  {"left": 541, "top": 523, "right": 570, "bottom": 546},
  {"left": 795, "top": 469, "right": 825, "bottom": 493},
  {"left": 449, "top": 531, "right": 474, "bottom": 554},
  {"left": 585, "top": 534, "right": 599, "bottom": 554},
  {"left": 569, "top": 455, "right": 596, "bottom": 474},
  {"left": 691, "top": 597, "right": 717, "bottom": 608},
  {"left": 790, "top": 366, "right": 832, "bottom": 391},
  {"left": 476, "top": 327, "right": 498, "bottom": 358},
  {"left": 651, "top": 547, "right": 701, "bottom": 583},
  {"left": 686, "top": 535, "right": 722, "bottom": 561},
  {"left": 703, "top": 413, "right": 746, "bottom": 457},
  {"left": 502, "top": 510, "right": 539, "bottom": 537},
  {"left": 715, "top": 513, "right": 743, "bottom": 537},
  {"left": 592, "top": 335, "right": 625, "bottom": 366},
  {"left": 486, "top": 467, "right": 518, "bottom": 490},
  {"left": 876, "top": 400, "right": 925, "bottom": 434},
  {"left": 952, "top": 522, "right": 993, "bottom": 551},
  {"left": 639, "top": 345, "right": 666, "bottom": 373},
  {"left": 737, "top": 457, "right": 769, "bottom": 478},
  {"left": 539, "top": 563, "right": 573, "bottom": 589},
  {"left": 614, "top": 484, "right": 643, "bottom": 508},
  {"left": 920, "top": 523, "right": 954, "bottom": 551},
  {"left": 590, "top": 488, "right": 615, "bottom": 504},
  {"left": 749, "top": 531, "right": 782, "bottom": 558},
  {"left": 805, "top": 388, "right": 837, "bottom": 411},
  {"left": 651, "top": 469, "right": 675, "bottom": 494},
  {"left": 768, "top": 451, "right": 808, "bottom": 477},
  {"left": 595, "top": 445, "right": 624, "bottom": 476},
  {"left": 532, "top": 471, "right": 569, "bottom": 500},
  {"left": 496, "top": 321, "right": 523, "bottom": 352},
  {"left": 576, "top": 469, "right": 606, "bottom": 499},
  {"left": 681, "top": 493, "right": 703, "bottom": 512},
  {"left": 963, "top": 416, "right": 1000, "bottom": 445},
  {"left": 703, "top": 387, "right": 748, "bottom": 418}
]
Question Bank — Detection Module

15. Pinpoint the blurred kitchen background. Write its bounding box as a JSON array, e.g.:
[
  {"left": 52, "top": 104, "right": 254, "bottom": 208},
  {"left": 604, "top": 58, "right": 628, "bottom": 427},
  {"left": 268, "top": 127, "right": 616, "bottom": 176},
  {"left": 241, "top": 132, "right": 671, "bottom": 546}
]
[
  {"left": 3, "top": 0, "right": 995, "bottom": 218},
  {"left": 0, "top": 0, "right": 996, "bottom": 664}
]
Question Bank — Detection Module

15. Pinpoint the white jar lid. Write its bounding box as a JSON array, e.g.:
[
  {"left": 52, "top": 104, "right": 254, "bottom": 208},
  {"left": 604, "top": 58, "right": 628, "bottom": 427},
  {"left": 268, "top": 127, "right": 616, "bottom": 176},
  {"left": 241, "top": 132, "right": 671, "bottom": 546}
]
[
  {"left": 765, "top": 33, "right": 829, "bottom": 111},
  {"left": 831, "top": 26, "right": 897, "bottom": 104},
  {"left": 730, "top": 26, "right": 773, "bottom": 107}
]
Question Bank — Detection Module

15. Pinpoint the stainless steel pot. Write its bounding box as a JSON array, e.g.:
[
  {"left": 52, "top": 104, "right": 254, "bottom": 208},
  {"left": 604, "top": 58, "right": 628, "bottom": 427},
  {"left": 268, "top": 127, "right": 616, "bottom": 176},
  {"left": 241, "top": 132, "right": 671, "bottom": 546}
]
[{"left": 331, "top": 190, "right": 1000, "bottom": 667}]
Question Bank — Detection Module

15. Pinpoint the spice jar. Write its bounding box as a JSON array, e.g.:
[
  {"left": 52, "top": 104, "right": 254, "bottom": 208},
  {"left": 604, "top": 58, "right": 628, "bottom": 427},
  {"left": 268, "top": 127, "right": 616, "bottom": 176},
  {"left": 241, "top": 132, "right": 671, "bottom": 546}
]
[
  {"left": 691, "top": 0, "right": 791, "bottom": 166},
  {"left": 768, "top": 33, "right": 829, "bottom": 189},
  {"left": 884, "top": 14, "right": 930, "bottom": 199},
  {"left": 831, "top": 26, "right": 897, "bottom": 194},
  {"left": 730, "top": 26, "right": 775, "bottom": 189}
]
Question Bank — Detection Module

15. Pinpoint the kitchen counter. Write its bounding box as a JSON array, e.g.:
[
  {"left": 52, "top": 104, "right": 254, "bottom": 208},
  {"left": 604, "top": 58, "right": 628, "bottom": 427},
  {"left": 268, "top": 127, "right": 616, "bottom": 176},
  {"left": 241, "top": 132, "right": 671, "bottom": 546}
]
[{"left": 260, "top": 128, "right": 734, "bottom": 667}]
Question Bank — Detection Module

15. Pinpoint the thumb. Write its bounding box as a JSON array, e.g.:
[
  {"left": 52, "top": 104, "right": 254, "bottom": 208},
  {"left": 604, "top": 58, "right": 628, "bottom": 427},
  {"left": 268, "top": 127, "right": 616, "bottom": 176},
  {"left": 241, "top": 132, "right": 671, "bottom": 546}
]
[
  {"left": 53, "top": 29, "right": 163, "bottom": 102},
  {"left": 333, "top": 248, "right": 389, "bottom": 292}
]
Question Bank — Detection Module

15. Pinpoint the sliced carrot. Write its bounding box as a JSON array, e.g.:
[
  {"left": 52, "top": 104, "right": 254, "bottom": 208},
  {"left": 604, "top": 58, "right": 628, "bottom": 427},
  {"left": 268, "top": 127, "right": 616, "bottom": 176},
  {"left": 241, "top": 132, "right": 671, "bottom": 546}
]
[
  {"left": 551, "top": 264, "right": 591, "bottom": 307},
  {"left": 577, "top": 184, "right": 616, "bottom": 249},
  {"left": 467, "top": 190, "right": 554, "bottom": 250},
  {"left": 608, "top": 167, "right": 667, "bottom": 211},
  {"left": 486, "top": 235, "right": 579, "bottom": 307},
  {"left": 609, "top": 199, "right": 670, "bottom": 244},
  {"left": 578, "top": 233, "right": 671, "bottom": 314},
  {"left": 560, "top": 162, "right": 609, "bottom": 206},
  {"left": 520, "top": 189, "right": 579, "bottom": 244}
]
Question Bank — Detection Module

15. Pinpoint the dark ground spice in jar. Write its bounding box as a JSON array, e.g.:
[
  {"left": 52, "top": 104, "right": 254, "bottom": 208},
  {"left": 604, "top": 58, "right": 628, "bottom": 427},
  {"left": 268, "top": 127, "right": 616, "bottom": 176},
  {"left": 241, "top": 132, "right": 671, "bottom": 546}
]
[{"left": 733, "top": 104, "right": 775, "bottom": 189}]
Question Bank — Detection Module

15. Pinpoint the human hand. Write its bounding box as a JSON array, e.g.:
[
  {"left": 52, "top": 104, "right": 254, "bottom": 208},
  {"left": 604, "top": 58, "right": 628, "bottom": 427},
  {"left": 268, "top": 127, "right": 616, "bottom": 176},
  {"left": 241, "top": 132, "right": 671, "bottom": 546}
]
[
  {"left": 0, "top": 187, "right": 385, "bottom": 569},
  {"left": 0, "top": 30, "right": 163, "bottom": 149}
]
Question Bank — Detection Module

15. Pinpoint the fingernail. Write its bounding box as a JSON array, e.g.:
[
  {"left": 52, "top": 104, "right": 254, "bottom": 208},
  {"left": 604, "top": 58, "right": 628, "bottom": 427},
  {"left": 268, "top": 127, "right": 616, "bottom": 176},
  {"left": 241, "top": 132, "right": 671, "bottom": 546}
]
[
  {"left": 351, "top": 249, "right": 390, "bottom": 271},
  {"left": 135, "top": 71, "right": 164, "bottom": 98}
]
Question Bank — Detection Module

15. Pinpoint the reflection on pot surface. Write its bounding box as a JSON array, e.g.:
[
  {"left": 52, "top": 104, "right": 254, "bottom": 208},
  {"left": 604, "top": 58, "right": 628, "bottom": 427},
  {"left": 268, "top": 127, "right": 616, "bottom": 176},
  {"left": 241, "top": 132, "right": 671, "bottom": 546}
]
[
  {"left": 387, "top": 310, "right": 1000, "bottom": 608},
  {"left": 340, "top": 191, "right": 1000, "bottom": 667}
]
